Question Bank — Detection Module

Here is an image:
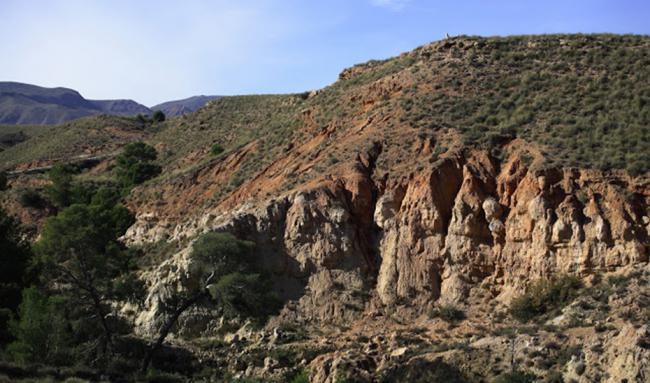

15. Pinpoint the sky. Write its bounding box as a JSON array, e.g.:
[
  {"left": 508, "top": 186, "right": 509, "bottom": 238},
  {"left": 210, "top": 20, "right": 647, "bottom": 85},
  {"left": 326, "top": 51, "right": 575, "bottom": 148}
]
[{"left": 1, "top": 0, "right": 648, "bottom": 106}]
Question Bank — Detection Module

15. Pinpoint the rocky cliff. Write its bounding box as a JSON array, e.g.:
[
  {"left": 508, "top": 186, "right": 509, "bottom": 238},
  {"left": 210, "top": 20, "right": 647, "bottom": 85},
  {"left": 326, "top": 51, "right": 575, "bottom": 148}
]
[
  {"left": 127, "top": 142, "right": 648, "bottom": 320},
  {"left": 4, "top": 34, "right": 650, "bottom": 382},
  {"left": 124, "top": 141, "right": 649, "bottom": 381}
]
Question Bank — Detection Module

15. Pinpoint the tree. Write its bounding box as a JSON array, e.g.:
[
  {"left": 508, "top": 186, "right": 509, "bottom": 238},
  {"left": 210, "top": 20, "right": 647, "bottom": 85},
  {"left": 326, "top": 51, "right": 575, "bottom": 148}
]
[
  {"left": 116, "top": 142, "right": 162, "bottom": 188},
  {"left": 33, "top": 199, "right": 135, "bottom": 354},
  {"left": 141, "top": 232, "right": 280, "bottom": 372},
  {"left": 152, "top": 110, "right": 166, "bottom": 123},
  {"left": 7, "top": 287, "right": 70, "bottom": 364},
  {"left": 41, "top": 164, "right": 95, "bottom": 210},
  {"left": 45, "top": 164, "right": 74, "bottom": 208},
  {"left": 119, "top": 142, "right": 158, "bottom": 163},
  {"left": 0, "top": 208, "right": 32, "bottom": 343}
]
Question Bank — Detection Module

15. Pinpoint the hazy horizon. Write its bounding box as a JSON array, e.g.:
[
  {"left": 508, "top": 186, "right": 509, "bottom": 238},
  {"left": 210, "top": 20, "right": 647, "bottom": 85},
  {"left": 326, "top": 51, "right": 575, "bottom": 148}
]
[{"left": 1, "top": 0, "right": 648, "bottom": 106}]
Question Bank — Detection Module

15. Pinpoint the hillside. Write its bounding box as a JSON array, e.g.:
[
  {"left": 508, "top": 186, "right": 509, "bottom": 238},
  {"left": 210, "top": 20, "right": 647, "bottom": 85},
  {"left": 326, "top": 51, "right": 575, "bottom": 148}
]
[
  {"left": 0, "top": 115, "right": 161, "bottom": 170},
  {"left": 151, "top": 95, "right": 222, "bottom": 117},
  {"left": 0, "top": 81, "right": 152, "bottom": 125},
  {"left": 1, "top": 34, "right": 649, "bottom": 382}
]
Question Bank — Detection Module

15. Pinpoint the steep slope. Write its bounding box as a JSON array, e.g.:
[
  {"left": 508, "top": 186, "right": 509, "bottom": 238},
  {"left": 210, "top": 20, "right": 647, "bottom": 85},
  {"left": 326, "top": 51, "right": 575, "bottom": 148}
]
[
  {"left": 0, "top": 81, "right": 151, "bottom": 125},
  {"left": 122, "top": 34, "right": 649, "bottom": 381},
  {"left": 127, "top": 34, "right": 650, "bottom": 241},
  {"left": 151, "top": 95, "right": 222, "bottom": 117}
]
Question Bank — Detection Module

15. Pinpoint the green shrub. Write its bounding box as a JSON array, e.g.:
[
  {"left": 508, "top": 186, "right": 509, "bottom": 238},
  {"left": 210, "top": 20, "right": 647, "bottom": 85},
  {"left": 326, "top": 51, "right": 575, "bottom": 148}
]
[
  {"left": 116, "top": 142, "right": 162, "bottom": 188},
  {"left": 152, "top": 111, "right": 166, "bottom": 123},
  {"left": 194, "top": 233, "right": 281, "bottom": 321},
  {"left": 0, "top": 207, "right": 32, "bottom": 334},
  {"left": 45, "top": 164, "right": 74, "bottom": 208},
  {"left": 7, "top": 287, "right": 71, "bottom": 365},
  {"left": 381, "top": 358, "right": 468, "bottom": 382},
  {"left": 210, "top": 143, "right": 224, "bottom": 156},
  {"left": 19, "top": 189, "right": 46, "bottom": 209},
  {"left": 429, "top": 304, "right": 466, "bottom": 323},
  {"left": 607, "top": 274, "right": 630, "bottom": 288},
  {"left": 145, "top": 369, "right": 184, "bottom": 383},
  {"left": 0, "top": 307, "right": 13, "bottom": 344},
  {"left": 510, "top": 275, "right": 581, "bottom": 322},
  {"left": 44, "top": 164, "right": 97, "bottom": 209},
  {"left": 290, "top": 369, "right": 309, "bottom": 383},
  {"left": 493, "top": 370, "right": 537, "bottom": 383}
]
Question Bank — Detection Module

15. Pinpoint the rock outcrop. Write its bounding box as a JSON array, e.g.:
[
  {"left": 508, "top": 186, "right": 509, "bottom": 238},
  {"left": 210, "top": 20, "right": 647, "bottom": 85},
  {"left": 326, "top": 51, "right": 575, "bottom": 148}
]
[{"left": 130, "top": 148, "right": 649, "bottom": 335}]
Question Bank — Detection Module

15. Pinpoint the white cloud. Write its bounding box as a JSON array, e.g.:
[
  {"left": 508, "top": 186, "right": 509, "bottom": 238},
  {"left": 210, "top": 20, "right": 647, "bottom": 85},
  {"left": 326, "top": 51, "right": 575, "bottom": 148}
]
[{"left": 370, "top": 0, "right": 411, "bottom": 11}]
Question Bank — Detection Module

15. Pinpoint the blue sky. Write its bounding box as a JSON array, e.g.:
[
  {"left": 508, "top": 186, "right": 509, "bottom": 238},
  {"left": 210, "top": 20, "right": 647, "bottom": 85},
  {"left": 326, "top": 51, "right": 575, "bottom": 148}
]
[{"left": 1, "top": 0, "right": 648, "bottom": 106}]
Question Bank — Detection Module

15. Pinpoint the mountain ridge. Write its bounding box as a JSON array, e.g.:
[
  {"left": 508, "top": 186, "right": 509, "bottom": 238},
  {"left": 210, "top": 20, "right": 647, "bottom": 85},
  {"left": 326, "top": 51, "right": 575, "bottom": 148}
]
[
  {"left": 151, "top": 95, "right": 222, "bottom": 117},
  {"left": 0, "top": 81, "right": 151, "bottom": 125},
  {"left": 0, "top": 81, "right": 221, "bottom": 125}
]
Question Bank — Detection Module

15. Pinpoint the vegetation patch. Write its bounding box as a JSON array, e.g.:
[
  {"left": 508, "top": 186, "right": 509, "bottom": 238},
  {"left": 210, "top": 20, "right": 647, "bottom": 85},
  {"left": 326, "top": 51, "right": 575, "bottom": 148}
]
[
  {"left": 510, "top": 275, "right": 581, "bottom": 322},
  {"left": 428, "top": 304, "right": 466, "bottom": 323}
]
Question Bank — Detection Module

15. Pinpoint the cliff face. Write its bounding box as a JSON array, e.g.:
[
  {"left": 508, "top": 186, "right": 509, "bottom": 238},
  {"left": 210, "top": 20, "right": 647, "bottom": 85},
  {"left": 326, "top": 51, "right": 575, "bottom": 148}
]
[
  {"left": 123, "top": 37, "right": 650, "bottom": 342},
  {"left": 127, "top": 144, "right": 648, "bottom": 329},
  {"left": 373, "top": 151, "right": 648, "bottom": 306},
  {"left": 124, "top": 141, "right": 649, "bottom": 381},
  {"left": 64, "top": 35, "right": 650, "bottom": 382}
]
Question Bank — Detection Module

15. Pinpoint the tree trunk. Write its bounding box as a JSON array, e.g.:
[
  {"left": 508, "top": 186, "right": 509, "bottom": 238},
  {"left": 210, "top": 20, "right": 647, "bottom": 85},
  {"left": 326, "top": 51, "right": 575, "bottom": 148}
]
[
  {"left": 90, "top": 289, "right": 112, "bottom": 353},
  {"left": 58, "top": 264, "right": 114, "bottom": 355},
  {"left": 141, "top": 291, "right": 207, "bottom": 373}
]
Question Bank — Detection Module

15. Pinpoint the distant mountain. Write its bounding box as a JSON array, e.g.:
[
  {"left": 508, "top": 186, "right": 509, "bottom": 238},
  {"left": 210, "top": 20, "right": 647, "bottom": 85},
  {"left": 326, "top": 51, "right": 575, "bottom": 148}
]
[
  {"left": 90, "top": 99, "right": 151, "bottom": 116},
  {"left": 151, "top": 95, "right": 221, "bottom": 117},
  {"left": 0, "top": 82, "right": 151, "bottom": 125}
]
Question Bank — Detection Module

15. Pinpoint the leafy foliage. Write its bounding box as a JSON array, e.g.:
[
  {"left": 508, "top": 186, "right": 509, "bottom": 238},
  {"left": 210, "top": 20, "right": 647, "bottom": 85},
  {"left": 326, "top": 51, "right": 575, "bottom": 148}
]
[
  {"left": 35, "top": 201, "right": 132, "bottom": 263},
  {"left": 44, "top": 164, "right": 74, "bottom": 208},
  {"left": 141, "top": 232, "right": 280, "bottom": 373},
  {"left": 428, "top": 304, "right": 466, "bottom": 323},
  {"left": 191, "top": 232, "right": 254, "bottom": 277},
  {"left": 18, "top": 189, "right": 46, "bottom": 209},
  {"left": 209, "top": 272, "right": 279, "bottom": 319},
  {"left": 0, "top": 210, "right": 31, "bottom": 298},
  {"left": 7, "top": 287, "right": 71, "bottom": 364},
  {"left": 115, "top": 142, "right": 162, "bottom": 188},
  {"left": 510, "top": 275, "right": 581, "bottom": 322},
  {"left": 290, "top": 369, "right": 310, "bottom": 383},
  {"left": 152, "top": 110, "right": 166, "bottom": 123},
  {"left": 191, "top": 232, "right": 281, "bottom": 321},
  {"left": 493, "top": 370, "right": 537, "bottom": 383},
  {"left": 6, "top": 160, "right": 143, "bottom": 372},
  {"left": 32, "top": 191, "right": 137, "bottom": 354},
  {"left": 0, "top": 208, "right": 32, "bottom": 343},
  {"left": 210, "top": 143, "right": 224, "bottom": 156},
  {"left": 380, "top": 358, "right": 468, "bottom": 383},
  {"left": 44, "top": 164, "right": 95, "bottom": 209}
]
